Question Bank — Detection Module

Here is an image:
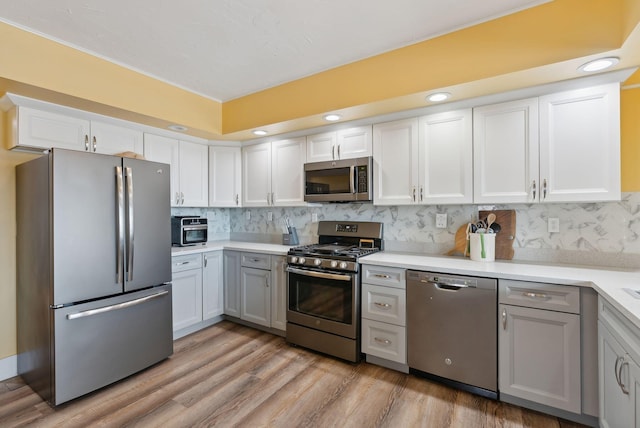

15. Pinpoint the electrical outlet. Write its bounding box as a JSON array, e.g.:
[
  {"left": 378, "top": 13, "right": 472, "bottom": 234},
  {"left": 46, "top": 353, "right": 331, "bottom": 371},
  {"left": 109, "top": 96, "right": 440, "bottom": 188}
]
[
  {"left": 548, "top": 217, "right": 560, "bottom": 233},
  {"left": 245, "top": 211, "right": 251, "bottom": 221},
  {"left": 267, "top": 211, "right": 273, "bottom": 221},
  {"left": 311, "top": 213, "right": 318, "bottom": 223},
  {"left": 436, "top": 213, "right": 447, "bottom": 229}
]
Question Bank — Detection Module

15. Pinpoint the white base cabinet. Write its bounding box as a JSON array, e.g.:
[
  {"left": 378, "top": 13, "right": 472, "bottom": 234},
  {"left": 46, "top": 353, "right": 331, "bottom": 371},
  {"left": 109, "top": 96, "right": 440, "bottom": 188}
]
[
  {"left": 361, "top": 265, "right": 407, "bottom": 368},
  {"left": 598, "top": 297, "right": 640, "bottom": 428},
  {"left": 172, "top": 251, "right": 224, "bottom": 335},
  {"left": 270, "top": 256, "right": 287, "bottom": 331}
]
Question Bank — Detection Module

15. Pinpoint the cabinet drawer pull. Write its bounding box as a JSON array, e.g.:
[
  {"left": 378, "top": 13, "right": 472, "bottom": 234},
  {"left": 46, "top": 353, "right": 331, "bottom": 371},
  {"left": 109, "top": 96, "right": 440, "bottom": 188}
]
[
  {"left": 502, "top": 308, "right": 507, "bottom": 330},
  {"left": 532, "top": 180, "right": 537, "bottom": 200},
  {"left": 543, "top": 178, "right": 548, "bottom": 200},
  {"left": 374, "top": 274, "right": 391, "bottom": 279},
  {"left": 373, "top": 302, "right": 392, "bottom": 309},
  {"left": 177, "top": 261, "right": 190, "bottom": 266},
  {"left": 523, "top": 292, "right": 550, "bottom": 300},
  {"left": 84, "top": 134, "right": 89, "bottom": 151},
  {"left": 374, "top": 337, "right": 392, "bottom": 346}
]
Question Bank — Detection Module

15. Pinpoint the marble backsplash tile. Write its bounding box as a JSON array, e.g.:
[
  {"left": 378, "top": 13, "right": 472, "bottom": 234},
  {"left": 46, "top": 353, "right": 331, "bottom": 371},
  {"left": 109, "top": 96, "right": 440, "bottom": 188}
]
[{"left": 173, "top": 193, "right": 640, "bottom": 269}]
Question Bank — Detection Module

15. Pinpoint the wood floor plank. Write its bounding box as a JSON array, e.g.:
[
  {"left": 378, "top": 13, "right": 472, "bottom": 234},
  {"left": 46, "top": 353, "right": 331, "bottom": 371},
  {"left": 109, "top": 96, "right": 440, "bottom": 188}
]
[{"left": 0, "top": 321, "right": 589, "bottom": 428}]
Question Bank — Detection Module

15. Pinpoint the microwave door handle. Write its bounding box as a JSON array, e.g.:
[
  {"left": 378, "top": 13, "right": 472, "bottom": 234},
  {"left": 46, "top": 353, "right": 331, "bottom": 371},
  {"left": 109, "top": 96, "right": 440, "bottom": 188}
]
[
  {"left": 115, "top": 166, "right": 125, "bottom": 284},
  {"left": 125, "top": 167, "right": 134, "bottom": 282},
  {"left": 350, "top": 165, "right": 356, "bottom": 194}
]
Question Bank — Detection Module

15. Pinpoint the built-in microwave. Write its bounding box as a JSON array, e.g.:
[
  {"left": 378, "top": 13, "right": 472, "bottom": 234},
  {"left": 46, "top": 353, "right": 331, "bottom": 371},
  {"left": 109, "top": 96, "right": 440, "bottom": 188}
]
[
  {"left": 171, "top": 216, "right": 207, "bottom": 246},
  {"left": 304, "top": 156, "right": 372, "bottom": 203}
]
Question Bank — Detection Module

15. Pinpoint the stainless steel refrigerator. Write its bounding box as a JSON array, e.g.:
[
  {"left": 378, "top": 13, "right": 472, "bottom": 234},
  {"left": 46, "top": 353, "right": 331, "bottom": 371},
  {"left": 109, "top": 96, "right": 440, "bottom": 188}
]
[{"left": 16, "top": 148, "right": 173, "bottom": 406}]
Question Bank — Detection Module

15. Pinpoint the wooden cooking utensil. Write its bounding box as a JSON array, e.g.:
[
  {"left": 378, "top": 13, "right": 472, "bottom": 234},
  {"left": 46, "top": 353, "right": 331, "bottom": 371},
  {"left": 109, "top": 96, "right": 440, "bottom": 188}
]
[{"left": 447, "top": 224, "right": 470, "bottom": 257}]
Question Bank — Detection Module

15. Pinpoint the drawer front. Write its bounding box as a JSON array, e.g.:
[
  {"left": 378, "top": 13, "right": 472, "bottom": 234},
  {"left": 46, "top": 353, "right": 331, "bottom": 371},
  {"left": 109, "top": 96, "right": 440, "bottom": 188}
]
[
  {"left": 499, "top": 279, "right": 580, "bottom": 314},
  {"left": 172, "top": 253, "right": 202, "bottom": 273},
  {"left": 362, "top": 319, "right": 406, "bottom": 364},
  {"left": 241, "top": 252, "right": 271, "bottom": 270},
  {"left": 362, "top": 265, "right": 406, "bottom": 289},
  {"left": 362, "top": 283, "right": 406, "bottom": 326}
]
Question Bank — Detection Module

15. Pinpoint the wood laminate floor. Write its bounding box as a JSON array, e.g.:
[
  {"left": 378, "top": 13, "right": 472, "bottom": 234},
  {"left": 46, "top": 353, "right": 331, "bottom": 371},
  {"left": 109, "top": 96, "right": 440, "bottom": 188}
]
[{"left": 0, "top": 321, "right": 587, "bottom": 428}]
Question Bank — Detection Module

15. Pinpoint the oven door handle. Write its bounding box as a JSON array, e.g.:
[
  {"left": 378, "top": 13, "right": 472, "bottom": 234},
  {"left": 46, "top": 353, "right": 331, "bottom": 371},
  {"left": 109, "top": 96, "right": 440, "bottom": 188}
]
[{"left": 287, "top": 267, "right": 353, "bottom": 281}]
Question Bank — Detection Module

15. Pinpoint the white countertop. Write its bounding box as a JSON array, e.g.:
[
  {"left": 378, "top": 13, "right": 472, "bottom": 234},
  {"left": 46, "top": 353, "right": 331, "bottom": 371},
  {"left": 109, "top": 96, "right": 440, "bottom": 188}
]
[
  {"left": 172, "top": 241, "right": 640, "bottom": 330},
  {"left": 171, "top": 240, "right": 293, "bottom": 256},
  {"left": 360, "top": 252, "right": 640, "bottom": 330}
]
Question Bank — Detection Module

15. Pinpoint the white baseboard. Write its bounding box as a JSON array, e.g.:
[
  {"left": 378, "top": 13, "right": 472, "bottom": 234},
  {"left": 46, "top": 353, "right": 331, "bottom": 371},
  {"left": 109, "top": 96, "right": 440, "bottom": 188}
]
[{"left": 0, "top": 354, "right": 18, "bottom": 381}]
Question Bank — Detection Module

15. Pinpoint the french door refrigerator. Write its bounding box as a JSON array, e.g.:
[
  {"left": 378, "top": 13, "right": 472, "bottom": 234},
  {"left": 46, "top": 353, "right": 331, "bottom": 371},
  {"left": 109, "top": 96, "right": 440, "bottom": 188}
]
[{"left": 16, "top": 148, "right": 173, "bottom": 406}]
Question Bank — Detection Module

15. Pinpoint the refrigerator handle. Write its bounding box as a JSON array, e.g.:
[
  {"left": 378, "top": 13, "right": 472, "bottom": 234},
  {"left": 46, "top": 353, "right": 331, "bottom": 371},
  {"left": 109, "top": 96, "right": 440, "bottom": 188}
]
[
  {"left": 125, "top": 167, "right": 135, "bottom": 282},
  {"left": 116, "top": 166, "right": 125, "bottom": 283}
]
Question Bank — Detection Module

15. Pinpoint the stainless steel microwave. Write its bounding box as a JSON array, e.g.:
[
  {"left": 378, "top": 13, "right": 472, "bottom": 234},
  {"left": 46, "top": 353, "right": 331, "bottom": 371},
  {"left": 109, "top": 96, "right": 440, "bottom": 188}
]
[
  {"left": 304, "top": 156, "right": 372, "bottom": 203},
  {"left": 171, "top": 216, "right": 207, "bottom": 246}
]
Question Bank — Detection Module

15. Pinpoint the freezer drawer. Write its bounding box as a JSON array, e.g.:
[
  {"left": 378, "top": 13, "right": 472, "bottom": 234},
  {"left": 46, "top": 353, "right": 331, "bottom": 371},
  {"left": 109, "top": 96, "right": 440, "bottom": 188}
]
[{"left": 52, "top": 285, "right": 173, "bottom": 405}]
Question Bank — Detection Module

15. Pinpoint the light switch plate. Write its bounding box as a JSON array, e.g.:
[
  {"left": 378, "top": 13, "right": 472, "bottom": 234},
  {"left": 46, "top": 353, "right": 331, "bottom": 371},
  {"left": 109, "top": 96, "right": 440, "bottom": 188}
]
[
  {"left": 548, "top": 217, "right": 560, "bottom": 233},
  {"left": 436, "top": 213, "right": 447, "bottom": 229},
  {"left": 311, "top": 213, "right": 318, "bottom": 223},
  {"left": 267, "top": 211, "right": 273, "bottom": 221},
  {"left": 245, "top": 211, "right": 251, "bottom": 221}
]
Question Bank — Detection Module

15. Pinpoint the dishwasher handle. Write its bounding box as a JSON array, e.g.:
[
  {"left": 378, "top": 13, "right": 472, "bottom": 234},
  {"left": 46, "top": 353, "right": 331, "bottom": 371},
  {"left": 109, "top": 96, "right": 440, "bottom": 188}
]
[{"left": 420, "top": 276, "right": 477, "bottom": 290}]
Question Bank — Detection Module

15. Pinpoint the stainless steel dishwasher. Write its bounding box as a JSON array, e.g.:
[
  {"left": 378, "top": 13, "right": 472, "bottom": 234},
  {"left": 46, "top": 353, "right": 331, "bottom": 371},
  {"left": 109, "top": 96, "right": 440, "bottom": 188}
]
[{"left": 407, "top": 270, "right": 497, "bottom": 399}]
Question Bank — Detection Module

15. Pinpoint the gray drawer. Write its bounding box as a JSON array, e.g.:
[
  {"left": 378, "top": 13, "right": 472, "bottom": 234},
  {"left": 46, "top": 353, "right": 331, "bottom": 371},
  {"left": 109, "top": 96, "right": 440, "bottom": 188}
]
[
  {"left": 172, "top": 253, "right": 202, "bottom": 273},
  {"left": 499, "top": 279, "right": 580, "bottom": 314},
  {"left": 241, "top": 252, "right": 271, "bottom": 270}
]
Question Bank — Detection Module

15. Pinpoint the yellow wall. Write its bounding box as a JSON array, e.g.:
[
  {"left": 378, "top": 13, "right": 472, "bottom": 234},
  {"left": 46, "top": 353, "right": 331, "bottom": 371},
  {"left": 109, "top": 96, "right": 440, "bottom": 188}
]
[
  {"left": 622, "top": 79, "right": 640, "bottom": 191},
  {"left": 0, "top": 113, "right": 38, "bottom": 359}
]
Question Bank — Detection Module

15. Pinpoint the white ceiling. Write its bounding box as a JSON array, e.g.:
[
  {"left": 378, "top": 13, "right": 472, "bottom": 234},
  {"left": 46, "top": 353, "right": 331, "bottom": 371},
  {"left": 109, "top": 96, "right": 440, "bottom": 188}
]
[{"left": 0, "top": 0, "right": 548, "bottom": 102}]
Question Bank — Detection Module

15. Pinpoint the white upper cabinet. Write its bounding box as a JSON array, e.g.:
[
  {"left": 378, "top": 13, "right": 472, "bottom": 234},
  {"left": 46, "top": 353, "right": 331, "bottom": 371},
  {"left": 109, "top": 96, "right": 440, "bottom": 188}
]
[
  {"left": 539, "top": 83, "right": 620, "bottom": 202},
  {"left": 474, "top": 83, "right": 620, "bottom": 204},
  {"left": 144, "top": 134, "right": 209, "bottom": 207},
  {"left": 307, "top": 126, "right": 372, "bottom": 162},
  {"left": 418, "top": 109, "right": 473, "bottom": 204},
  {"left": 473, "top": 98, "right": 539, "bottom": 204},
  {"left": 12, "top": 106, "right": 143, "bottom": 155},
  {"left": 374, "top": 111, "right": 472, "bottom": 206},
  {"left": 90, "top": 121, "right": 143, "bottom": 155},
  {"left": 373, "top": 118, "right": 419, "bottom": 205},
  {"left": 209, "top": 146, "right": 242, "bottom": 207},
  {"left": 242, "top": 137, "right": 306, "bottom": 207}
]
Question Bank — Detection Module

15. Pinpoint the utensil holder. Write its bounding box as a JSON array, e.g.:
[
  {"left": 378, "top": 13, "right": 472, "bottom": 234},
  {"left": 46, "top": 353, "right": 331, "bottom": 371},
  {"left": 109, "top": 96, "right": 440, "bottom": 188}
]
[
  {"left": 282, "top": 227, "right": 299, "bottom": 245},
  {"left": 469, "top": 232, "right": 495, "bottom": 262}
]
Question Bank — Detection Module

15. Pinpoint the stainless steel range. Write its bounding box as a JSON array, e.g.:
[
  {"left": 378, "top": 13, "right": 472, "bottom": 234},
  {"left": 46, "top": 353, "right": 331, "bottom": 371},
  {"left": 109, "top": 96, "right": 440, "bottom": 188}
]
[{"left": 286, "top": 221, "right": 383, "bottom": 362}]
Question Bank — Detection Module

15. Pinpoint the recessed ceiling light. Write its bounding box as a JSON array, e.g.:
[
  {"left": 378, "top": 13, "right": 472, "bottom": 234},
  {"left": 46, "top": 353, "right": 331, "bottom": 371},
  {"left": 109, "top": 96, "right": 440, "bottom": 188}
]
[
  {"left": 578, "top": 57, "right": 619, "bottom": 73},
  {"left": 168, "top": 124, "right": 188, "bottom": 132},
  {"left": 323, "top": 114, "right": 342, "bottom": 122},
  {"left": 426, "top": 92, "right": 451, "bottom": 102},
  {"left": 252, "top": 129, "right": 268, "bottom": 136}
]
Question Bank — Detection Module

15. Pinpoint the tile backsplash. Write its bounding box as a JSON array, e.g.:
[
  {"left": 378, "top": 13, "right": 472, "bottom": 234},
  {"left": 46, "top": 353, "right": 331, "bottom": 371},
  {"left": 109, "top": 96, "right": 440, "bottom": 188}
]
[{"left": 172, "top": 192, "right": 640, "bottom": 269}]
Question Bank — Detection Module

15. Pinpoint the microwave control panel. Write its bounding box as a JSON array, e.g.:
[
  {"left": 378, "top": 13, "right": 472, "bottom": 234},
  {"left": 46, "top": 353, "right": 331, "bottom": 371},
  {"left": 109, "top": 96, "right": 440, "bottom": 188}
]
[{"left": 357, "top": 166, "right": 368, "bottom": 193}]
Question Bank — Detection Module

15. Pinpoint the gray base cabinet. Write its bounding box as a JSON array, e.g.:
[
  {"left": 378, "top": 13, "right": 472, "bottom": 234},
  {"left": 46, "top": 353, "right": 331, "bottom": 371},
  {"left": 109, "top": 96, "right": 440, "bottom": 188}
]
[
  {"left": 171, "top": 254, "right": 203, "bottom": 331},
  {"left": 203, "top": 251, "right": 224, "bottom": 320},
  {"left": 598, "top": 297, "right": 640, "bottom": 428},
  {"left": 223, "top": 251, "right": 242, "bottom": 317},
  {"left": 223, "top": 251, "right": 286, "bottom": 332},
  {"left": 498, "top": 279, "right": 598, "bottom": 421}
]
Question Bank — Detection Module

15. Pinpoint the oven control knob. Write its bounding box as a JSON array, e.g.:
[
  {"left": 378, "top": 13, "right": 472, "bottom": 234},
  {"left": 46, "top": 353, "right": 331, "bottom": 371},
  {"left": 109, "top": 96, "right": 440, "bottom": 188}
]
[
  {"left": 298, "top": 257, "right": 306, "bottom": 264},
  {"left": 339, "top": 262, "right": 348, "bottom": 269},
  {"left": 313, "top": 258, "right": 322, "bottom": 266},
  {"left": 330, "top": 260, "right": 338, "bottom": 268},
  {"left": 290, "top": 256, "right": 298, "bottom": 264}
]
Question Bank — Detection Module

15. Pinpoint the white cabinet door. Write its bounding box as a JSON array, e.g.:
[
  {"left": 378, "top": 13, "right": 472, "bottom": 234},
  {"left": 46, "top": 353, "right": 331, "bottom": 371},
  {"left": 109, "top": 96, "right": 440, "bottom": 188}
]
[
  {"left": 223, "top": 251, "right": 241, "bottom": 318},
  {"left": 418, "top": 109, "right": 472, "bottom": 204},
  {"left": 373, "top": 118, "right": 419, "bottom": 205},
  {"left": 272, "top": 137, "right": 306, "bottom": 206},
  {"left": 179, "top": 141, "right": 209, "bottom": 207},
  {"left": 270, "top": 256, "right": 287, "bottom": 331},
  {"left": 337, "top": 126, "right": 372, "bottom": 159},
  {"left": 306, "top": 131, "right": 337, "bottom": 162},
  {"left": 171, "top": 268, "right": 203, "bottom": 331},
  {"left": 539, "top": 83, "right": 620, "bottom": 203},
  {"left": 241, "top": 267, "right": 271, "bottom": 327},
  {"left": 242, "top": 142, "right": 272, "bottom": 206},
  {"left": 473, "top": 98, "right": 539, "bottom": 204},
  {"left": 144, "top": 133, "right": 180, "bottom": 206},
  {"left": 90, "top": 121, "right": 143, "bottom": 155},
  {"left": 16, "top": 106, "right": 89, "bottom": 151},
  {"left": 202, "top": 251, "right": 224, "bottom": 320},
  {"left": 209, "top": 146, "right": 242, "bottom": 207},
  {"left": 499, "top": 304, "right": 581, "bottom": 413},
  {"left": 598, "top": 321, "right": 635, "bottom": 428}
]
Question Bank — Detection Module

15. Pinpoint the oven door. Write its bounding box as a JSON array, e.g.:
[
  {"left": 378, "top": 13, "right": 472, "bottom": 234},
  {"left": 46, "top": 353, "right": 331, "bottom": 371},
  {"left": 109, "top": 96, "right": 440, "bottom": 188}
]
[
  {"left": 287, "top": 266, "right": 358, "bottom": 339},
  {"left": 181, "top": 225, "right": 207, "bottom": 245}
]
